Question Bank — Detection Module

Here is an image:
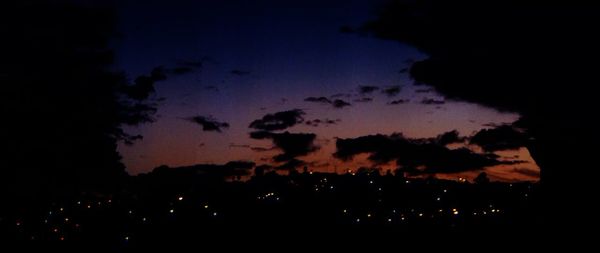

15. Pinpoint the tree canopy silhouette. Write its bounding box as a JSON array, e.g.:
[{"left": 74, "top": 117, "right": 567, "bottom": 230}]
[
  {"left": 2, "top": 1, "right": 158, "bottom": 198},
  {"left": 363, "top": 0, "right": 596, "bottom": 184},
  {"left": 362, "top": 0, "right": 598, "bottom": 225}
]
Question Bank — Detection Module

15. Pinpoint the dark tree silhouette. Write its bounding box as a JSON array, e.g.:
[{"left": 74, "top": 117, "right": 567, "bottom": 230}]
[
  {"left": 474, "top": 172, "right": 490, "bottom": 185},
  {"left": 1, "top": 1, "right": 157, "bottom": 201},
  {"left": 363, "top": 0, "right": 598, "bottom": 226}
]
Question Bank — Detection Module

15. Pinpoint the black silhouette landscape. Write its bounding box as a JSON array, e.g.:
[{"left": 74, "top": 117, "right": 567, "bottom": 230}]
[{"left": 2, "top": 0, "right": 596, "bottom": 248}]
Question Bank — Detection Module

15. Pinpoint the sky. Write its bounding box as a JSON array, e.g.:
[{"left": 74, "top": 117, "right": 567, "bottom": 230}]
[{"left": 114, "top": 0, "right": 539, "bottom": 182}]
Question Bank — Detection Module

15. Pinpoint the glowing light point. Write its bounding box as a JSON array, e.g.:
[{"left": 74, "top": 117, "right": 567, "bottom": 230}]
[
  {"left": 178, "top": 196, "right": 184, "bottom": 201},
  {"left": 169, "top": 209, "right": 174, "bottom": 213},
  {"left": 213, "top": 212, "right": 218, "bottom": 216},
  {"left": 204, "top": 205, "right": 209, "bottom": 209}
]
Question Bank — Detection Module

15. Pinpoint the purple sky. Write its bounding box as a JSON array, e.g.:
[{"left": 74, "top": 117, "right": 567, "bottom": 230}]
[{"left": 113, "top": 0, "right": 538, "bottom": 182}]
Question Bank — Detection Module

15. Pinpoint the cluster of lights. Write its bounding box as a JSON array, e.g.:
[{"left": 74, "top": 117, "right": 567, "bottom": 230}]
[
  {"left": 8, "top": 174, "right": 536, "bottom": 241},
  {"left": 472, "top": 206, "right": 503, "bottom": 216},
  {"left": 257, "top": 192, "right": 280, "bottom": 201}
]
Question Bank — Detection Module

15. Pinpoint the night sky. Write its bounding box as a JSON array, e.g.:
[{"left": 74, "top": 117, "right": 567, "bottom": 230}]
[{"left": 113, "top": 0, "right": 538, "bottom": 182}]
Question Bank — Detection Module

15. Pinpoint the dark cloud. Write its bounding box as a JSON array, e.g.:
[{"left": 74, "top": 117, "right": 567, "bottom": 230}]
[
  {"left": 305, "top": 96, "right": 351, "bottom": 109},
  {"left": 123, "top": 67, "right": 167, "bottom": 100},
  {"left": 186, "top": 115, "right": 230, "bottom": 132},
  {"left": 482, "top": 122, "right": 501, "bottom": 128},
  {"left": 330, "top": 93, "right": 351, "bottom": 98},
  {"left": 306, "top": 161, "right": 330, "bottom": 169},
  {"left": 249, "top": 130, "right": 274, "bottom": 140},
  {"left": 436, "top": 130, "right": 466, "bottom": 145},
  {"left": 388, "top": 99, "right": 409, "bottom": 105},
  {"left": 415, "top": 88, "right": 434, "bottom": 93},
  {"left": 334, "top": 133, "right": 512, "bottom": 174},
  {"left": 249, "top": 131, "right": 319, "bottom": 162},
  {"left": 231, "top": 69, "right": 251, "bottom": 76},
  {"left": 333, "top": 99, "right": 351, "bottom": 108},
  {"left": 358, "top": 85, "right": 380, "bottom": 94},
  {"left": 304, "top": 96, "right": 332, "bottom": 104},
  {"left": 123, "top": 134, "right": 143, "bottom": 146},
  {"left": 421, "top": 98, "right": 445, "bottom": 105},
  {"left": 381, "top": 86, "right": 401, "bottom": 97},
  {"left": 152, "top": 161, "right": 255, "bottom": 177},
  {"left": 230, "top": 143, "right": 275, "bottom": 152},
  {"left": 255, "top": 164, "right": 274, "bottom": 170},
  {"left": 470, "top": 125, "right": 528, "bottom": 152},
  {"left": 276, "top": 158, "right": 306, "bottom": 170},
  {"left": 513, "top": 168, "right": 540, "bottom": 177},
  {"left": 306, "top": 118, "right": 340, "bottom": 127},
  {"left": 249, "top": 109, "right": 305, "bottom": 131},
  {"left": 251, "top": 146, "right": 275, "bottom": 152},
  {"left": 354, "top": 97, "right": 373, "bottom": 103}
]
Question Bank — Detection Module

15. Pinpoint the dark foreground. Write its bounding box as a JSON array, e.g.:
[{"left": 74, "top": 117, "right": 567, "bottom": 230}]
[{"left": 2, "top": 170, "right": 543, "bottom": 248}]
